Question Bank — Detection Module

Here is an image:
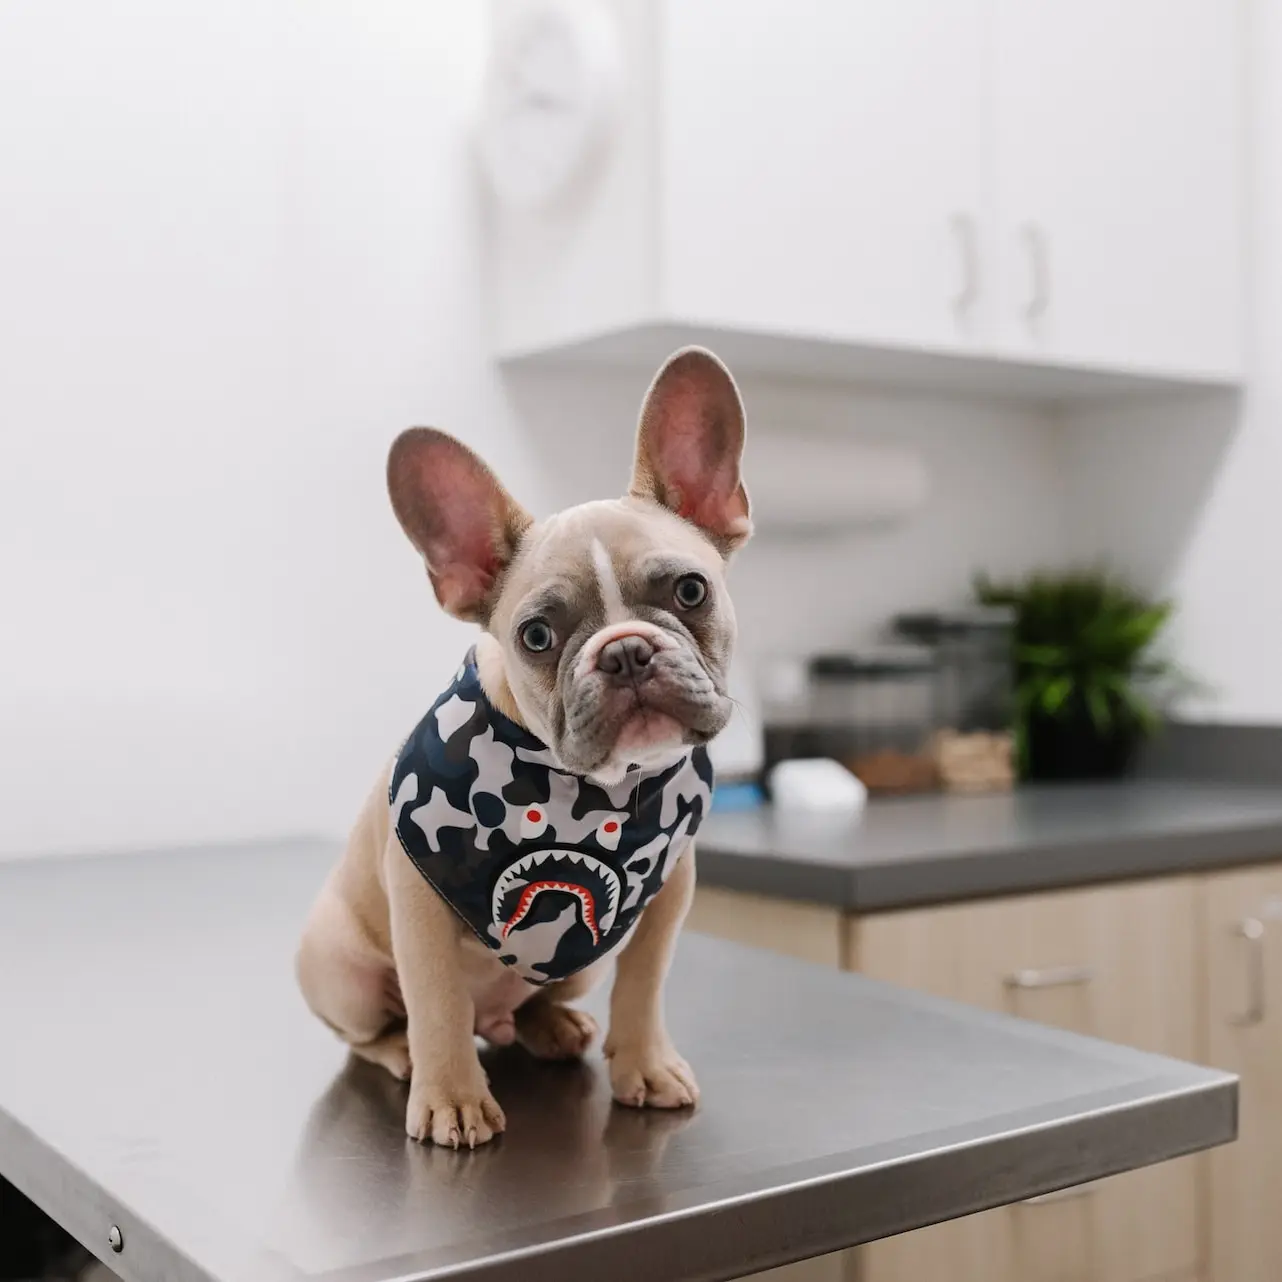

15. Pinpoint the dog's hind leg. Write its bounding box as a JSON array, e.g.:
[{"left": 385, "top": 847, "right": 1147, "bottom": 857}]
[
  {"left": 348, "top": 1027, "right": 412, "bottom": 1080},
  {"left": 297, "top": 878, "right": 404, "bottom": 1065},
  {"left": 297, "top": 771, "right": 409, "bottom": 1077}
]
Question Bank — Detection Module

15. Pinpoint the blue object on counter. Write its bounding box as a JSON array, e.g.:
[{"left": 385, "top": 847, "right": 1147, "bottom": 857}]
[{"left": 710, "top": 781, "right": 766, "bottom": 813}]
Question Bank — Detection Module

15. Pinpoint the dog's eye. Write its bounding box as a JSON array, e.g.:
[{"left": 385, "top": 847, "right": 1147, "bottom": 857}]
[
  {"left": 519, "top": 619, "right": 555, "bottom": 653},
  {"left": 673, "top": 574, "right": 709, "bottom": 610}
]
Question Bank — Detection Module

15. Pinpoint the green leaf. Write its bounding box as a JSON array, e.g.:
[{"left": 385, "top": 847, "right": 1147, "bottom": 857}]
[
  {"left": 1017, "top": 644, "right": 1072, "bottom": 668},
  {"left": 973, "top": 565, "right": 1189, "bottom": 744},
  {"left": 1101, "top": 675, "right": 1155, "bottom": 732},
  {"left": 1083, "top": 681, "right": 1114, "bottom": 734},
  {"left": 1039, "top": 675, "right": 1074, "bottom": 716}
]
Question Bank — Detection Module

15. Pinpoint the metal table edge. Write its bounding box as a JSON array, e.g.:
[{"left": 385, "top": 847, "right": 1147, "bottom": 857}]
[
  {"left": 0, "top": 1104, "right": 219, "bottom": 1282},
  {"left": 297, "top": 1070, "right": 1238, "bottom": 1282}
]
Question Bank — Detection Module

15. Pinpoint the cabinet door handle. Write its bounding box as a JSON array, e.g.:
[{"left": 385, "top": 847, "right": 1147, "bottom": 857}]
[
  {"left": 1005, "top": 964, "right": 1095, "bottom": 990},
  {"left": 950, "top": 212, "right": 979, "bottom": 314},
  {"left": 1231, "top": 917, "right": 1267, "bottom": 1027},
  {"left": 1020, "top": 1181, "right": 1096, "bottom": 1207},
  {"left": 1020, "top": 222, "right": 1050, "bottom": 321}
]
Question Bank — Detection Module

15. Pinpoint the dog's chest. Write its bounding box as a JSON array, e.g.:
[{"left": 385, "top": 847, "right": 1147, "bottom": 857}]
[
  {"left": 389, "top": 652, "right": 714, "bottom": 986},
  {"left": 459, "top": 938, "right": 542, "bottom": 1023}
]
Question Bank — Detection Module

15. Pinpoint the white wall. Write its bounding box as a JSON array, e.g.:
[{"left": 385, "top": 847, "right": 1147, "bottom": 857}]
[
  {"left": 0, "top": 1, "right": 537, "bottom": 856},
  {"left": 507, "top": 365, "right": 1068, "bottom": 657},
  {"left": 0, "top": 2, "right": 1065, "bottom": 858},
  {"left": 1061, "top": 0, "right": 1282, "bottom": 721}
]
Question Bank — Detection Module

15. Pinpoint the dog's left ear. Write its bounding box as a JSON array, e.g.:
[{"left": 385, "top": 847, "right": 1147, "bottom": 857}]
[{"left": 629, "top": 347, "right": 752, "bottom": 556}]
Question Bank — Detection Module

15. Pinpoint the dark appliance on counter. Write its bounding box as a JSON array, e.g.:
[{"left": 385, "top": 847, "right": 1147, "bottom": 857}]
[
  {"left": 766, "top": 649, "right": 942, "bottom": 795},
  {"left": 894, "top": 608, "right": 1016, "bottom": 792}
]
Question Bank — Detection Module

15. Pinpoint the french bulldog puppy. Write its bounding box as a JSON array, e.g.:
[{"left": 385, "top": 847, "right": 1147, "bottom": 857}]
[{"left": 296, "top": 348, "right": 751, "bottom": 1148}]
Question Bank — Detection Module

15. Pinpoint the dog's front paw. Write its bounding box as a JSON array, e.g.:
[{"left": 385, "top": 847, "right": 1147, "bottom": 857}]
[
  {"left": 605, "top": 1037, "right": 699, "bottom": 1109},
  {"left": 405, "top": 1077, "right": 506, "bottom": 1148}
]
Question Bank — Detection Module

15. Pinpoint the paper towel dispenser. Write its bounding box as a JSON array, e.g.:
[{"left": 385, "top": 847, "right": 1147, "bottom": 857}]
[{"left": 744, "top": 432, "right": 928, "bottom": 534}]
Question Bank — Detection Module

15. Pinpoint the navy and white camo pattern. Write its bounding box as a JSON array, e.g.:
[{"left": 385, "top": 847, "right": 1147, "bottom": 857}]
[{"left": 390, "top": 649, "right": 714, "bottom": 984}]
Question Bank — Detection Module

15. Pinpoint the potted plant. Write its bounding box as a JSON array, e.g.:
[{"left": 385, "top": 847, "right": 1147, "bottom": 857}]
[{"left": 974, "top": 569, "right": 1178, "bottom": 781}]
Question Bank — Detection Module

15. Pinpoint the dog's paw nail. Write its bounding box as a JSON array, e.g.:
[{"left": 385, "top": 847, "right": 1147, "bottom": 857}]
[
  {"left": 413, "top": 1085, "right": 503, "bottom": 1147},
  {"left": 617, "top": 1083, "right": 646, "bottom": 1108}
]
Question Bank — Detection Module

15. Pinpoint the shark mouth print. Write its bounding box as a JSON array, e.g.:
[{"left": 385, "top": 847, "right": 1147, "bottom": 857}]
[{"left": 491, "top": 850, "right": 621, "bottom": 945}]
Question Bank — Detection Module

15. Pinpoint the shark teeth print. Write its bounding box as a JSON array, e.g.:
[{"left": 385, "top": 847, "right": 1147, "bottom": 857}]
[
  {"left": 490, "top": 849, "right": 621, "bottom": 937},
  {"left": 504, "top": 882, "right": 599, "bottom": 943}
]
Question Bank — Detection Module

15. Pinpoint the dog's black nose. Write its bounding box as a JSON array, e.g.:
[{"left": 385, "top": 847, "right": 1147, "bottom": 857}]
[{"left": 597, "top": 634, "right": 655, "bottom": 682}]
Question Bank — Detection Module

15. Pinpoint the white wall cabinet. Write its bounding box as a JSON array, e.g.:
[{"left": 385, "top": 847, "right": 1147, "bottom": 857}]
[
  {"left": 659, "top": 0, "right": 990, "bottom": 361},
  {"left": 991, "top": 0, "right": 1243, "bottom": 381},
  {"left": 487, "top": 0, "right": 1243, "bottom": 396}
]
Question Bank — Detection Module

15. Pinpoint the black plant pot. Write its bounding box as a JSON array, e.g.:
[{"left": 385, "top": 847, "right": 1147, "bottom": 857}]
[{"left": 1025, "top": 708, "right": 1141, "bottom": 781}]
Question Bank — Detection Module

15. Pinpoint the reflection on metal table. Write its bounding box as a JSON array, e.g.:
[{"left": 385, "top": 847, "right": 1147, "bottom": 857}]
[{"left": 0, "top": 841, "right": 1236, "bottom": 1282}]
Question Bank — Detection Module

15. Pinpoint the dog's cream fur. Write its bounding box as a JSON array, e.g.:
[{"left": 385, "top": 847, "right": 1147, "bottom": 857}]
[{"left": 297, "top": 349, "right": 750, "bottom": 1147}]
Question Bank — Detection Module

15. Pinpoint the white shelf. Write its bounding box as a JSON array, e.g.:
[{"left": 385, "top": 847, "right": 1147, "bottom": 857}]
[{"left": 499, "top": 320, "right": 1242, "bottom": 406}]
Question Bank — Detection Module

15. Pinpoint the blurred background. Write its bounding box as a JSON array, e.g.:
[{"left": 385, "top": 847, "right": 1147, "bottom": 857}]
[
  {"left": 3, "top": 3, "right": 1281, "bottom": 1282},
  {"left": 6, "top": 0, "right": 1282, "bottom": 858}
]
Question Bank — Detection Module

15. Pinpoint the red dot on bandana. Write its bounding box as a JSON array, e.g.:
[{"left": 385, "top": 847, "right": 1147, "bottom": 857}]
[
  {"left": 526, "top": 809, "right": 541, "bottom": 822},
  {"left": 603, "top": 821, "right": 618, "bottom": 833}
]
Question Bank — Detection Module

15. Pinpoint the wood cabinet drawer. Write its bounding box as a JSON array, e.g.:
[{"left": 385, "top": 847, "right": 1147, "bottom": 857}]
[
  {"left": 850, "top": 878, "right": 1198, "bottom": 1057},
  {"left": 687, "top": 885, "right": 846, "bottom": 969},
  {"left": 851, "top": 878, "right": 1201, "bottom": 1282}
]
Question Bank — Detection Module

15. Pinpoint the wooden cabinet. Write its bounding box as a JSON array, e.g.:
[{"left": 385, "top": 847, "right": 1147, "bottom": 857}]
[
  {"left": 991, "top": 0, "right": 1243, "bottom": 379},
  {"left": 695, "top": 863, "right": 1282, "bottom": 1282},
  {"left": 685, "top": 885, "right": 847, "bottom": 969},
  {"left": 488, "top": 0, "right": 1243, "bottom": 392},
  {"left": 1204, "top": 866, "right": 1282, "bottom": 1282},
  {"left": 853, "top": 880, "right": 1201, "bottom": 1282},
  {"left": 688, "top": 877, "right": 1205, "bottom": 1282}
]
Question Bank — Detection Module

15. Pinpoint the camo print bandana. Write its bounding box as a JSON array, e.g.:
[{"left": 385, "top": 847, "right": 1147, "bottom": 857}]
[{"left": 389, "top": 649, "right": 713, "bottom": 985}]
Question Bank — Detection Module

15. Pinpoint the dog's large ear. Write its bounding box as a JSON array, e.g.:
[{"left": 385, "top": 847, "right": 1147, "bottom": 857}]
[
  {"left": 629, "top": 347, "right": 752, "bottom": 555},
  {"left": 387, "top": 428, "right": 532, "bottom": 622}
]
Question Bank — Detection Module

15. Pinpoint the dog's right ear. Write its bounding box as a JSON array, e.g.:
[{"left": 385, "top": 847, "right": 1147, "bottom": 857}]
[
  {"left": 387, "top": 428, "right": 532, "bottom": 623},
  {"left": 630, "top": 347, "right": 751, "bottom": 556}
]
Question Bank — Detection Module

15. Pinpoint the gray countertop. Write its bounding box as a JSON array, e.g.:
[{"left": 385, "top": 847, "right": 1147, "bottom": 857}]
[
  {"left": 697, "top": 781, "right": 1282, "bottom": 911},
  {"left": 0, "top": 841, "right": 1236, "bottom": 1282}
]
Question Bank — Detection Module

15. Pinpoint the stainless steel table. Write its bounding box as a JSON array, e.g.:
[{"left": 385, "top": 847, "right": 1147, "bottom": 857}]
[{"left": 0, "top": 841, "right": 1236, "bottom": 1282}]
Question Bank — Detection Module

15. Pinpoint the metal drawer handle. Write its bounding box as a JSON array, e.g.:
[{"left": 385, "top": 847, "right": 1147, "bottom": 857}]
[
  {"left": 950, "top": 212, "right": 979, "bottom": 315},
  {"left": 1021, "top": 1182, "right": 1096, "bottom": 1207},
  {"left": 1231, "top": 917, "right": 1266, "bottom": 1027},
  {"left": 1021, "top": 221, "right": 1051, "bottom": 321},
  {"left": 1005, "top": 964, "right": 1096, "bottom": 991}
]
